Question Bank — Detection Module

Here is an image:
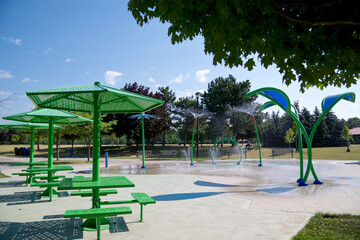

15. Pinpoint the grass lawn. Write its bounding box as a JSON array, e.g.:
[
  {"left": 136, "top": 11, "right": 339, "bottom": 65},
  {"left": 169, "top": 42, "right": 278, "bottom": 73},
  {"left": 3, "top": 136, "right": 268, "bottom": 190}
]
[
  {"left": 0, "top": 144, "right": 359, "bottom": 161},
  {"left": 292, "top": 213, "right": 360, "bottom": 240},
  {"left": 0, "top": 172, "right": 9, "bottom": 178}
]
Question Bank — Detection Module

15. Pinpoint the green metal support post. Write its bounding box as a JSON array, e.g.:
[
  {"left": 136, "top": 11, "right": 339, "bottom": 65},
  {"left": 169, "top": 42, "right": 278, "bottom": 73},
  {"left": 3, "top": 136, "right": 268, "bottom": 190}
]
[
  {"left": 141, "top": 113, "right": 146, "bottom": 169},
  {"left": 42, "top": 118, "right": 57, "bottom": 200},
  {"left": 297, "top": 124, "right": 304, "bottom": 182},
  {"left": 29, "top": 127, "right": 35, "bottom": 168},
  {"left": 92, "top": 92, "right": 101, "bottom": 207},
  {"left": 81, "top": 92, "right": 108, "bottom": 231}
]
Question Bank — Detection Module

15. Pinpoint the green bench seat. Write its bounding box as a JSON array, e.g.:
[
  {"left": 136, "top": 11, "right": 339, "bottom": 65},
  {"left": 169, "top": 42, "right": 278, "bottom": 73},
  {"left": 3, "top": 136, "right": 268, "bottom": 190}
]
[
  {"left": 64, "top": 206, "right": 132, "bottom": 240},
  {"left": 131, "top": 192, "right": 156, "bottom": 205},
  {"left": 100, "top": 192, "right": 155, "bottom": 222},
  {"left": 12, "top": 172, "right": 36, "bottom": 176},
  {"left": 34, "top": 175, "right": 65, "bottom": 180},
  {"left": 64, "top": 206, "right": 132, "bottom": 219},
  {"left": 70, "top": 189, "right": 118, "bottom": 197},
  {"left": 12, "top": 172, "right": 41, "bottom": 185},
  {"left": 30, "top": 181, "right": 61, "bottom": 188}
]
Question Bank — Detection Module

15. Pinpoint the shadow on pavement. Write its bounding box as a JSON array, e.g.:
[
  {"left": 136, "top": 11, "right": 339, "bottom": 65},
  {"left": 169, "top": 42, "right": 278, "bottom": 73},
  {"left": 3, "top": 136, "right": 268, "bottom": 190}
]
[
  {"left": 0, "top": 191, "right": 69, "bottom": 205},
  {"left": 0, "top": 181, "right": 24, "bottom": 188},
  {"left": 0, "top": 217, "right": 129, "bottom": 239},
  {"left": 0, "top": 218, "right": 83, "bottom": 240}
]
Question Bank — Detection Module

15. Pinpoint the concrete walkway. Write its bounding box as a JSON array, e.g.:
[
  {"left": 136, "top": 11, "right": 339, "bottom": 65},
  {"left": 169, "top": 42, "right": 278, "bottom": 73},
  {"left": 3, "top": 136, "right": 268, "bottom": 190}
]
[{"left": 0, "top": 156, "right": 359, "bottom": 239}]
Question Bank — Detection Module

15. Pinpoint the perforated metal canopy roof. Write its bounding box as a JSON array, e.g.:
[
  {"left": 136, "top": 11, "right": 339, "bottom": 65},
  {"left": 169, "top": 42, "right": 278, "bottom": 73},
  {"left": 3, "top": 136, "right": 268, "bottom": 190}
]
[
  {"left": 3, "top": 109, "right": 92, "bottom": 124},
  {"left": 26, "top": 82, "right": 165, "bottom": 113},
  {"left": 0, "top": 121, "right": 62, "bottom": 130}
]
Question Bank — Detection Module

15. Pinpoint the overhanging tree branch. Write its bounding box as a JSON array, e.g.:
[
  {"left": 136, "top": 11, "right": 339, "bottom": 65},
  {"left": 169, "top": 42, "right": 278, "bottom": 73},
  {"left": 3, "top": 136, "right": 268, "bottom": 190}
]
[{"left": 273, "top": 10, "right": 360, "bottom": 26}]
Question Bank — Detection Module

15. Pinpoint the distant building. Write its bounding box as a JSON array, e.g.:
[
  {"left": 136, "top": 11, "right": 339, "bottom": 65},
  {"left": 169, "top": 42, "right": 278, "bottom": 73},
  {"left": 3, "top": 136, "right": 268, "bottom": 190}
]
[{"left": 350, "top": 127, "right": 360, "bottom": 144}]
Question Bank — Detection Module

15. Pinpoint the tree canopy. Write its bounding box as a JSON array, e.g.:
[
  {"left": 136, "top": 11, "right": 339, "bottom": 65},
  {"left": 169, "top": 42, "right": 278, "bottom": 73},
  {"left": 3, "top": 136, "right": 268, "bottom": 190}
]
[{"left": 128, "top": 0, "right": 360, "bottom": 92}]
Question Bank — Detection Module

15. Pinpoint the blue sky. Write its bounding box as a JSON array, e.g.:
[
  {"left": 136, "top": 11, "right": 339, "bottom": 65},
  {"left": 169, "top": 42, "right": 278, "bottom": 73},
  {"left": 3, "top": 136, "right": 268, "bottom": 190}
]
[{"left": 1, "top": 0, "right": 359, "bottom": 123}]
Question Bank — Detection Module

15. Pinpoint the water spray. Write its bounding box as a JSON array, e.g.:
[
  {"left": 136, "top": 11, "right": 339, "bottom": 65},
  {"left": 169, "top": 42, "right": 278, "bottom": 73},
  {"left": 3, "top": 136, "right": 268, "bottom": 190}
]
[{"left": 251, "top": 115, "right": 262, "bottom": 166}]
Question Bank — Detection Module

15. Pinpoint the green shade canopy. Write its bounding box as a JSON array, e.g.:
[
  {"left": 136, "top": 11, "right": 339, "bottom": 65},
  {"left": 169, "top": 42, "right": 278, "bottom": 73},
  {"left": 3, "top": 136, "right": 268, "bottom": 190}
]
[
  {"left": 0, "top": 121, "right": 63, "bottom": 185},
  {"left": 0, "top": 121, "right": 62, "bottom": 130},
  {"left": 26, "top": 82, "right": 165, "bottom": 113},
  {"left": 24, "top": 82, "right": 164, "bottom": 215},
  {"left": 3, "top": 109, "right": 92, "bottom": 124},
  {"left": 3, "top": 108, "right": 92, "bottom": 196}
]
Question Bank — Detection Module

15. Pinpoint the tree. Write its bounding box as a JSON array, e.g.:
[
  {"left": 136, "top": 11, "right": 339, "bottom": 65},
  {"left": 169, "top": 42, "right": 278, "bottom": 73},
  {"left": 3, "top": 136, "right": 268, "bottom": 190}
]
[
  {"left": 202, "top": 75, "right": 256, "bottom": 145},
  {"left": 11, "top": 134, "right": 20, "bottom": 144},
  {"left": 324, "top": 111, "right": 345, "bottom": 147},
  {"left": 299, "top": 107, "right": 313, "bottom": 136},
  {"left": 128, "top": 0, "right": 360, "bottom": 92},
  {"left": 0, "top": 128, "right": 12, "bottom": 144},
  {"left": 312, "top": 106, "right": 330, "bottom": 147},
  {"left": 173, "top": 96, "right": 197, "bottom": 146},
  {"left": 346, "top": 117, "right": 360, "bottom": 129},
  {"left": 104, "top": 82, "right": 166, "bottom": 146},
  {"left": 76, "top": 113, "right": 116, "bottom": 161},
  {"left": 62, "top": 124, "right": 81, "bottom": 148},
  {"left": 284, "top": 128, "right": 296, "bottom": 148},
  {"left": 341, "top": 125, "right": 353, "bottom": 152},
  {"left": 158, "top": 86, "right": 176, "bottom": 145},
  {"left": 262, "top": 111, "right": 284, "bottom": 147}
]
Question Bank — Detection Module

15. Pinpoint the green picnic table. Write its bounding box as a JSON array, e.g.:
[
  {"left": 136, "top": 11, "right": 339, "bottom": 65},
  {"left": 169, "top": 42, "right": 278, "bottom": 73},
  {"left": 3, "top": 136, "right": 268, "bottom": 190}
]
[
  {"left": 25, "top": 165, "right": 74, "bottom": 201},
  {"left": 25, "top": 82, "right": 164, "bottom": 239},
  {"left": 58, "top": 176, "right": 135, "bottom": 230},
  {"left": 11, "top": 162, "right": 47, "bottom": 166},
  {"left": 11, "top": 162, "right": 47, "bottom": 185}
]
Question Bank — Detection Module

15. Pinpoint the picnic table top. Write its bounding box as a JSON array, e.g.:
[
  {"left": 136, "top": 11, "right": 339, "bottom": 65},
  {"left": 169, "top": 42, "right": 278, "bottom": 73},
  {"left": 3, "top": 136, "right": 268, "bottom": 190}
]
[
  {"left": 23, "top": 165, "right": 74, "bottom": 172},
  {"left": 11, "top": 162, "right": 47, "bottom": 166},
  {"left": 58, "top": 176, "right": 135, "bottom": 190}
]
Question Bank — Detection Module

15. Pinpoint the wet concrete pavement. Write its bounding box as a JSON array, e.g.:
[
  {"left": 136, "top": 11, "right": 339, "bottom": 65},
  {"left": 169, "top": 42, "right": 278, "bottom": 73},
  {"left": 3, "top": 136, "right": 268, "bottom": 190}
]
[{"left": 0, "top": 157, "right": 359, "bottom": 239}]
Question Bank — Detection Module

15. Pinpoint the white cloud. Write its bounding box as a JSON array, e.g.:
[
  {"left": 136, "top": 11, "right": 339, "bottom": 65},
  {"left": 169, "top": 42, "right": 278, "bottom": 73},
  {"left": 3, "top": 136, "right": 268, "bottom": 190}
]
[
  {"left": 65, "top": 58, "right": 76, "bottom": 63},
  {"left": 149, "top": 77, "right": 155, "bottom": 83},
  {"left": 2, "top": 37, "right": 22, "bottom": 45},
  {"left": 21, "top": 77, "right": 39, "bottom": 83},
  {"left": 196, "top": 69, "right": 211, "bottom": 83},
  {"left": 21, "top": 77, "right": 30, "bottom": 83},
  {"left": 104, "top": 70, "right": 123, "bottom": 86},
  {"left": 170, "top": 73, "right": 190, "bottom": 84},
  {"left": 176, "top": 89, "right": 193, "bottom": 99},
  {"left": 0, "top": 70, "right": 13, "bottom": 79},
  {"left": 85, "top": 71, "right": 90, "bottom": 74},
  {"left": 43, "top": 47, "right": 52, "bottom": 55}
]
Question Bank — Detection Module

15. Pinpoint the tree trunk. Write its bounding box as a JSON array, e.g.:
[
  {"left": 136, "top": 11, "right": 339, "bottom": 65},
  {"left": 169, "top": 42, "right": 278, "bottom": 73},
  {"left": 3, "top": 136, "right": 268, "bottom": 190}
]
[
  {"left": 162, "top": 130, "right": 166, "bottom": 146},
  {"left": 346, "top": 140, "right": 350, "bottom": 152},
  {"left": 56, "top": 133, "right": 60, "bottom": 161},
  {"left": 116, "top": 137, "right": 119, "bottom": 147},
  {"left": 36, "top": 133, "right": 40, "bottom": 150},
  {"left": 87, "top": 136, "right": 91, "bottom": 162}
]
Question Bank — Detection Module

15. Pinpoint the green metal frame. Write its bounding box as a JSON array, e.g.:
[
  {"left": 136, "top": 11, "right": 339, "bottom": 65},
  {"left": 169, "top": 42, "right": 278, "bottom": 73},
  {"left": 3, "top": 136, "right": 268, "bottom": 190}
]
[
  {"left": 129, "top": 113, "right": 157, "bottom": 169},
  {"left": 3, "top": 110, "right": 92, "bottom": 199},
  {"left": 245, "top": 87, "right": 318, "bottom": 186},
  {"left": 260, "top": 101, "right": 304, "bottom": 181},
  {"left": 210, "top": 138, "right": 243, "bottom": 165},
  {"left": 0, "top": 122, "right": 61, "bottom": 184},
  {"left": 246, "top": 88, "right": 356, "bottom": 186},
  {"left": 26, "top": 82, "right": 165, "bottom": 231},
  {"left": 304, "top": 92, "right": 356, "bottom": 183}
]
